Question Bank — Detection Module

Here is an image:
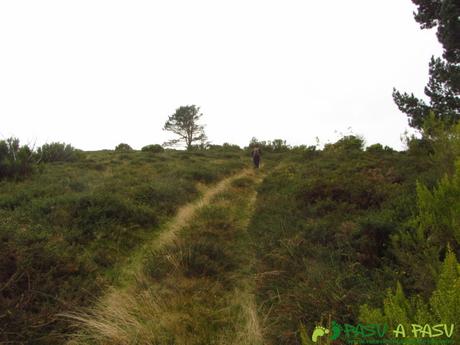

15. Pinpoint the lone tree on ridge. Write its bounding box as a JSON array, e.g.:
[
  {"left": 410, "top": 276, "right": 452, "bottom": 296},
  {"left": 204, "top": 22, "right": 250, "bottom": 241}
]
[{"left": 163, "top": 105, "right": 207, "bottom": 150}]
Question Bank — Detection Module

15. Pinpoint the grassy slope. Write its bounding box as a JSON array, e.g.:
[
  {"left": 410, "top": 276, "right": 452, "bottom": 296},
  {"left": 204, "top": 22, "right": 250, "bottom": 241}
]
[
  {"left": 248, "top": 149, "right": 435, "bottom": 345},
  {"left": 0, "top": 150, "right": 246, "bottom": 344},
  {"left": 65, "top": 169, "right": 265, "bottom": 345},
  {"left": 1, "top": 147, "right": 441, "bottom": 345}
]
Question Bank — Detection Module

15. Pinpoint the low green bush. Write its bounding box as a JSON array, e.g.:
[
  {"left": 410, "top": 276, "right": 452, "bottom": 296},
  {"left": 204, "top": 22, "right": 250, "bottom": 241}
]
[
  {"left": 0, "top": 138, "right": 35, "bottom": 180},
  {"left": 207, "top": 143, "right": 242, "bottom": 152},
  {"left": 366, "top": 143, "right": 395, "bottom": 154},
  {"left": 134, "top": 178, "right": 197, "bottom": 215},
  {"left": 115, "top": 143, "right": 133, "bottom": 152},
  {"left": 37, "top": 142, "right": 83, "bottom": 162},
  {"left": 141, "top": 144, "right": 164, "bottom": 153},
  {"left": 324, "top": 134, "right": 365, "bottom": 153},
  {"left": 72, "top": 193, "right": 157, "bottom": 231}
]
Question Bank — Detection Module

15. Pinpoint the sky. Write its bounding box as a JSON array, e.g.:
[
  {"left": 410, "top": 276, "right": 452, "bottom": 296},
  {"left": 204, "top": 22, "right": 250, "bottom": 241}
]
[{"left": 0, "top": 1, "right": 443, "bottom": 150}]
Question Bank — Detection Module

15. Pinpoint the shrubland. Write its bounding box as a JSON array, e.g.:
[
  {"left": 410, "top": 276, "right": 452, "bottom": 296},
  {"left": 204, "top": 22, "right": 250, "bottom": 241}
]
[
  {"left": 247, "top": 125, "right": 459, "bottom": 344},
  {"left": 0, "top": 149, "right": 246, "bottom": 344},
  {"left": 1, "top": 124, "right": 459, "bottom": 345}
]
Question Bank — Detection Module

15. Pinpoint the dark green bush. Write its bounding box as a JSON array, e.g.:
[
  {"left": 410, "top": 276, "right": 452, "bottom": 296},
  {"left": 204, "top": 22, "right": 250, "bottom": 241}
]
[
  {"left": 141, "top": 144, "right": 164, "bottom": 153},
  {"left": 177, "top": 166, "right": 218, "bottom": 183},
  {"left": 222, "top": 142, "right": 242, "bottom": 151},
  {"left": 0, "top": 138, "right": 35, "bottom": 180},
  {"left": 207, "top": 143, "right": 242, "bottom": 152},
  {"left": 134, "top": 179, "right": 197, "bottom": 215},
  {"left": 324, "top": 135, "right": 365, "bottom": 153},
  {"left": 37, "top": 142, "right": 83, "bottom": 162},
  {"left": 0, "top": 192, "right": 30, "bottom": 210},
  {"left": 302, "top": 145, "right": 319, "bottom": 158},
  {"left": 366, "top": 143, "right": 383, "bottom": 153},
  {"left": 24, "top": 192, "right": 157, "bottom": 237},
  {"left": 366, "top": 143, "right": 395, "bottom": 154},
  {"left": 247, "top": 137, "right": 290, "bottom": 153},
  {"left": 352, "top": 211, "right": 395, "bottom": 268},
  {"left": 406, "top": 136, "right": 434, "bottom": 156},
  {"left": 297, "top": 170, "right": 391, "bottom": 210},
  {"left": 115, "top": 143, "right": 133, "bottom": 152},
  {"left": 72, "top": 193, "right": 156, "bottom": 232}
]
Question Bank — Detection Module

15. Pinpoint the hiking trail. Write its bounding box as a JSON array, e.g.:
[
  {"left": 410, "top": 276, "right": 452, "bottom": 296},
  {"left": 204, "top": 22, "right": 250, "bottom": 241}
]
[{"left": 64, "top": 168, "right": 266, "bottom": 345}]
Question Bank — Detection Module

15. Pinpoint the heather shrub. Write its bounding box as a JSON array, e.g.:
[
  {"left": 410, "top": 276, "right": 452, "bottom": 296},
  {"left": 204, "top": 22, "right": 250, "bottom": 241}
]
[
  {"left": 141, "top": 144, "right": 164, "bottom": 153},
  {"left": 115, "top": 143, "right": 133, "bottom": 152}
]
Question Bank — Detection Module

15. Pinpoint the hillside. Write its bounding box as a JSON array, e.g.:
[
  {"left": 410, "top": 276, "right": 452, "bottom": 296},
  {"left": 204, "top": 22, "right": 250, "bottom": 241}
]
[
  {"left": 0, "top": 149, "right": 246, "bottom": 344},
  {"left": 1, "top": 0, "right": 459, "bottom": 343},
  {"left": 1, "top": 135, "right": 459, "bottom": 345}
]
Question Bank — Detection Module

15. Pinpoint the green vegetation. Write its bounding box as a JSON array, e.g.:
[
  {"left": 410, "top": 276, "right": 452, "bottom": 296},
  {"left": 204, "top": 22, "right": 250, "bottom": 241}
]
[
  {"left": 2, "top": 2, "right": 459, "bottom": 344},
  {"left": 37, "top": 143, "right": 83, "bottom": 163},
  {"left": 360, "top": 248, "right": 460, "bottom": 343},
  {"left": 208, "top": 143, "right": 242, "bottom": 152},
  {"left": 246, "top": 142, "right": 417, "bottom": 344},
  {"left": 393, "top": 0, "right": 459, "bottom": 129},
  {"left": 0, "top": 137, "right": 35, "bottom": 180},
  {"left": 114, "top": 143, "right": 133, "bottom": 152},
  {"left": 1, "top": 139, "right": 84, "bottom": 181},
  {"left": 1, "top": 130, "right": 458, "bottom": 344},
  {"left": 0, "top": 149, "right": 246, "bottom": 344},
  {"left": 248, "top": 137, "right": 291, "bottom": 153},
  {"left": 245, "top": 127, "right": 459, "bottom": 344},
  {"left": 163, "top": 105, "right": 208, "bottom": 150},
  {"left": 66, "top": 171, "right": 264, "bottom": 345},
  {"left": 141, "top": 144, "right": 164, "bottom": 153}
]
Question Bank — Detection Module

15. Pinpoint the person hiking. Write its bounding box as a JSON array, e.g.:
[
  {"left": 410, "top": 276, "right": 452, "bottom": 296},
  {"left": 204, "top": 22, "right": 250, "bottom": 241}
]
[{"left": 251, "top": 145, "right": 261, "bottom": 168}]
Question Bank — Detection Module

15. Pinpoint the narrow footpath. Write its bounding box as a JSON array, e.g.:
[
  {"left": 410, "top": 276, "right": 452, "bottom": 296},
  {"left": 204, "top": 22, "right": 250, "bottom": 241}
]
[{"left": 65, "top": 168, "right": 266, "bottom": 345}]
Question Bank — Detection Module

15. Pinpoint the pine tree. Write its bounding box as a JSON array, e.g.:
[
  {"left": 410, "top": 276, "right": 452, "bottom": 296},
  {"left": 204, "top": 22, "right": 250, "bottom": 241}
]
[
  {"left": 163, "top": 105, "right": 207, "bottom": 150},
  {"left": 393, "top": 0, "right": 460, "bottom": 129}
]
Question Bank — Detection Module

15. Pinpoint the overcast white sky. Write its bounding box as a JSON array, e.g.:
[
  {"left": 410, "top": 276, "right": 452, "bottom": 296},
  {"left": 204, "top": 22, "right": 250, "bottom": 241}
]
[{"left": 0, "top": 1, "right": 442, "bottom": 150}]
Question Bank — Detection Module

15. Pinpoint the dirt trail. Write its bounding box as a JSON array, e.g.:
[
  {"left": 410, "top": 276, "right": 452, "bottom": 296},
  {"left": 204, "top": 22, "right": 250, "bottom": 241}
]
[
  {"left": 228, "top": 172, "right": 266, "bottom": 345},
  {"left": 115, "top": 168, "right": 254, "bottom": 286},
  {"left": 64, "top": 168, "right": 266, "bottom": 345}
]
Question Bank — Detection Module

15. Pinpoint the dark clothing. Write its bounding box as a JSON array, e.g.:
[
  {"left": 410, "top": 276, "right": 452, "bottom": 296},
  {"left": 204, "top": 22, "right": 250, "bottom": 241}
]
[{"left": 251, "top": 148, "right": 261, "bottom": 168}]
